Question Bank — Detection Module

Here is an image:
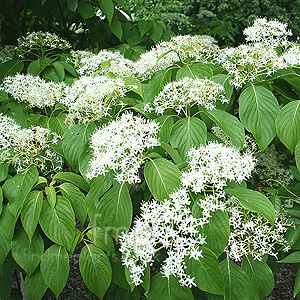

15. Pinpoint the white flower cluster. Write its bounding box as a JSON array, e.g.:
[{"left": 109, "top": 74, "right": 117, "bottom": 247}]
[
  {"left": 0, "top": 114, "right": 62, "bottom": 173},
  {"left": 70, "top": 49, "right": 135, "bottom": 77},
  {"left": 243, "top": 18, "right": 292, "bottom": 47},
  {"left": 119, "top": 188, "right": 206, "bottom": 286},
  {"left": 225, "top": 196, "right": 290, "bottom": 261},
  {"left": 152, "top": 77, "right": 227, "bottom": 115},
  {"left": 134, "top": 34, "right": 218, "bottom": 80},
  {"left": 17, "top": 31, "right": 71, "bottom": 53},
  {"left": 95, "top": 8, "right": 106, "bottom": 20},
  {"left": 181, "top": 142, "right": 256, "bottom": 193},
  {"left": 0, "top": 45, "right": 16, "bottom": 63},
  {"left": 216, "top": 43, "right": 286, "bottom": 88},
  {"left": 281, "top": 45, "right": 300, "bottom": 67},
  {"left": 63, "top": 76, "right": 129, "bottom": 123},
  {"left": 255, "top": 147, "right": 294, "bottom": 187},
  {"left": 86, "top": 113, "right": 160, "bottom": 183},
  {"left": 1, "top": 74, "right": 66, "bottom": 108}
]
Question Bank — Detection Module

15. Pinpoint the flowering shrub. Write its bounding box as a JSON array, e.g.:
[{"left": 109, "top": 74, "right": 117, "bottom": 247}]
[{"left": 1, "top": 17, "right": 300, "bottom": 300}]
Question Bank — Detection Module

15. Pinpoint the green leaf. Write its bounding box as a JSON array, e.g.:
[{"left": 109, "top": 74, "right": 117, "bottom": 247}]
[
  {"left": 295, "top": 140, "right": 300, "bottom": 172},
  {"left": 204, "top": 109, "right": 245, "bottom": 149},
  {"left": 242, "top": 255, "right": 274, "bottom": 300},
  {"left": 0, "top": 205, "right": 17, "bottom": 240},
  {"left": 21, "top": 191, "right": 43, "bottom": 242},
  {"left": 148, "top": 21, "right": 164, "bottom": 43},
  {"left": 3, "top": 167, "right": 39, "bottom": 216},
  {"left": 25, "top": 268, "right": 47, "bottom": 300},
  {"left": 144, "top": 68, "right": 172, "bottom": 102},
  {"left": 0, "top": 260, "right": 12, "bottom": 298},
  {"left": 87, "top": 227, "right": 115, "bottom": 254},
  {"left": 144, "top": 158, "right": 181, "bottom": 201},
  {"left": 160, "top": 141, "right": 183, "bottom": 165},
  {"left": 53, "top": 61, "right": 65, "bottom": 81},
  {"left": 59, "top": 182, "right": 87, "bottom": 225},
  {"left": 98, "top": 0, "right": 114, "bottom": 24},
  {"left": 78, "top": 1, "right": 95, "bottom": 19},
  {"left": 43, "top": 66, "right": 60, "bottom": 82},
  {"left": 96, "top": 182, "right": 132, "bottom": 238},
  {"left": 67, "top": 0, "right": 78, "bottom": 11},
  {"left": 110, "top": 256, "right": 131, "bottom": 290},
  {"left": 40, "top": 244, "right": 69, "bottom": 298},
  {"left": 0, "top": 162, "right": 9, "bottom": 181},
  {"left": 0, "top": 60, "right": 24, "bottom": 81},
  {"left": 294, "top": 268, "right": 300, "bottom": 297},
  {"left": 52, "top": 172, "right": 89, "bottom": 192},
  {"left": 62, "top": 122, "right": 96, "bottom": 173},
  {"left": 79, "top": 244, "right": 112, "bottom": 299},
  {"left": 225, "top": 187, "right": 275, "bottom": 225},
  {"left": 110, "top": 15, "right": 123, "bottom": 40},
  {"left": 12, "top": 229, "right": 44, "bottom": 275},
  {"left": 147, "top": 273, "right": 194, "bottom": 300},
  {"left": 276, "top": 100, "right": 300, "bottom": 152},
  {"left": 138, "top": 20, "right": 153, "bottom": 36},
  {"left": 0, "top": 187, "right": 2, "bottom": 215},
  {"left": 0, "top": 224, "right": 11, "bottom": 265},
  {"left": 220, "top": 258, "right": 254, "bottom": 300},
  {"left": 39, "top": 195, "right": 75, "bottom": 251},
  {"left": 176, "top": 63, "right": 213, "bottom": 80},
  {"left": 157, "top": 115, "right": 174, "bottom": 143},
  {"left": 59, "top": 61, "right": 78, "bottom": 77},
  {"left": 201, "top": 210, "right": 230, "bottom": 257},
  {"left": 278, "top": 251, "right": 300, "bottom": 263},
  {"left": 48, "top": 114, "right": 68, "bottom": 136},
  {"left": 239, "top": 85, "right": 279, "bottom": 150},
  {"left": 185, "top": 247, "right": 225, "bottom": 295},
  {"left": 45, "top": 186, "right": 56, "bottom": 209},
  {"left": 27, "top": 58, "right": 52, "bottom": 76},
  {"left": 85, "top": 172, "right": 113, "bottom": 222},
  {"left": 170, "top": 117, "right": 207, "bottom": 160}
]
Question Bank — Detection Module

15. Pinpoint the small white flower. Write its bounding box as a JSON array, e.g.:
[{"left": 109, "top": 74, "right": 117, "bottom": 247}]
[{"left": 86, "top": 113, "right": 160, "bottom": 184}]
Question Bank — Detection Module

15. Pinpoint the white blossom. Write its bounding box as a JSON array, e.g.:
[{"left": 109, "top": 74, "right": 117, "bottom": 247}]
[
  {"left": 255, "top": 146, "right": 294, "bottom": 188},
  {"left": 86, "top": 113, "right": 160, "bottom": 184},
  {"left": 281, "top": 45, "right": 300, "bottom": 67},
  {"left": 70, "top": 49, "right": 135, "bottom": 77},
  {"left": 0, "top": 114, "right": 62, "bottom": 173},
  {"left": 17, "top": 31, "right": 71, "bottom": 54},
  {"left": 152, "top": 77, "right": 227, "bottom": 115},
  {"left": 225, "top": 196, "right": 290, "bottom": 261},
  {"left": 62, "top": 75, "right": 129, "bottom": 123},
  {"left": 119, "top": 188, "right": 206, "bottom": 286},
  {"left": 1, "top": 74, "right": 66, "bottom": 108},
  {"left": 134, "top": 34, "right": 218, "bottom": 80},
  {"left": 0, "top": 45, "right": 16, "bottom": 63},
  {"left": 181, "top": 142, "right": 256, "bottom": 193},
  {"left": 216, "top": 43, "right": 286, "bottom": 88},
  {"left": 244, "top": 18, "right": 292, "bottom": 47}
]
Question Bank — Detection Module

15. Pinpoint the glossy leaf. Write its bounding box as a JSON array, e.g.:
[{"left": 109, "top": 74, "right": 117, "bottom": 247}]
[
  {"left": 25, "top": 268, "right": 48, "bottom": 300},
  {"left": 239, "top": 85, "right": 279, "bottom": 150},
  {"left": 40, "top": 244, "right": 69, "bottom": 298},
  {"left": 79, "top": 244, "right": 112, "bottom": 299},
  {"left": 144, "top": 158, "right": 181, "bottom": 201}
]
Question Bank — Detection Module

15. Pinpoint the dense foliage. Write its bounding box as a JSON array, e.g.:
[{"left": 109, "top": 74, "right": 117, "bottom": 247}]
[{"left": 2, "top": 4, "right": 300, "bottom": 300}]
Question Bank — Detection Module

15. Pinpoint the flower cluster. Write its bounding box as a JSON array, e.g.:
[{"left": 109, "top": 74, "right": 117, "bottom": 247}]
[
  {"left": 281, "top": 45, "right": 300, "bottom": 67},
  {"left": 216, "top": 43, "right": 286, "bottom": 88},
  {"left": 152, "top": 77, "right": 227, "bottom": 115},
  {"left": 0, "top": 114, "right": 62, "bottom": 173},
  {"left": 243, "top": 18, "right": 292, "bottom": 47},
  {"left": 134, "top": 34, "right": 218, "bottom": 80},
  {"left": 181, "top": 141, "right": 256, "bottom": 193},
  {"left": 63, "top": 76, "right": 129, "bottom": 123},
  {"left": 255, "top": 146, "right": 294, "bottom": 187},
  {"left": 17, "top": 31, "right": 71, "bottom": 55},
  {"left": 70, "top": 49, "right": 135, "bottom": 77},
  {"left": 1, "top": 74, "right": 66, "bottom": 108},
  {"left": 225, "top": 196, "right": 290, "bottom": 261},
  {"left": 0, "top": 45, "right": 16, "bottom": 63},
  {"left": 86, "top": 113, "right": 160, "bottom": 183},
  {"left": 119, "top": 188, "right": 207, "bottom": 286}
]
